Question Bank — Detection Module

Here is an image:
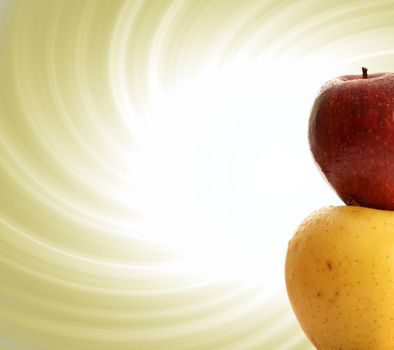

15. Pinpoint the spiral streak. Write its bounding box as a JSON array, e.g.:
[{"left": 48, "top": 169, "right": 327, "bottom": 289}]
[{"left": 1, "top": 1, "right": 394, "bottom": 349}]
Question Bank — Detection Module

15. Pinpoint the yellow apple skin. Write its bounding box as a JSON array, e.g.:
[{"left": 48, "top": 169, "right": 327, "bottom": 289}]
[{"left": 285, "top": 206, "right": 394, "bottom": 350}]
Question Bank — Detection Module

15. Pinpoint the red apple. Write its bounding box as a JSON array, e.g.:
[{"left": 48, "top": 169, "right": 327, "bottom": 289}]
[{"left": 309, "top": 67, "right": 394, "bottom": 210}]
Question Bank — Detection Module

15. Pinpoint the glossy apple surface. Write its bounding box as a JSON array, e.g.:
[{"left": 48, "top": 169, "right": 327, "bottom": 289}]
[
  {"left": 309, "top": 69, "right": 394, "bottom": 210},
  {"left": 286, "top": 206, "right": 394, "bottom": 350}
]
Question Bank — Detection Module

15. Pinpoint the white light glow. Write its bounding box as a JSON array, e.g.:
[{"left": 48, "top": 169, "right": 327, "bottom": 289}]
[{"left": 111, "top": 56, "right": 340, "bottom": 287}]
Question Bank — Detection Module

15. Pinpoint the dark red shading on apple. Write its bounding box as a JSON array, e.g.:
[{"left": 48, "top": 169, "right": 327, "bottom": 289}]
[{"left": 309, "top": 67, "right": 394, "bottom": 210}]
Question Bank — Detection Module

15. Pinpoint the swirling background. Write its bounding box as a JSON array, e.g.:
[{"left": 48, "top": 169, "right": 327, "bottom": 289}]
[{"left": 1, "top": 0, "right": 394, "bottom": 349}]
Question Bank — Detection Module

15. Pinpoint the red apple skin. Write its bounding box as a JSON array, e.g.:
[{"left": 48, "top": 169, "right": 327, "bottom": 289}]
[{"left": 309, "top": 71, "right": 394, "bottom": 210}]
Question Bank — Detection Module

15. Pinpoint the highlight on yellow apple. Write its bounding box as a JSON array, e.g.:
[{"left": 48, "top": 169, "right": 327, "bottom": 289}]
[{"left": 285, "top": 206, "right": 394, "bottom": 350}]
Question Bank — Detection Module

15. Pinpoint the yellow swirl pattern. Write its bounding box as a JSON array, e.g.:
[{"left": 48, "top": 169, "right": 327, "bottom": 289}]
[{"left": 1, "top": 0, "right": 394, "bottom": 349}]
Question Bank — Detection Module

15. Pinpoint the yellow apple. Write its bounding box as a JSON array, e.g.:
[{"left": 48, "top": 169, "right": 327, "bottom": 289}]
[{"left": 285, "top": 205, "right": 394, "bottom": 350}]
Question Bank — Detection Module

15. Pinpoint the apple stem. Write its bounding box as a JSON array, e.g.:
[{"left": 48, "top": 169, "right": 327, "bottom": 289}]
[{"left": 362, "top": 67, "right": 368, "bottom": 79}]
